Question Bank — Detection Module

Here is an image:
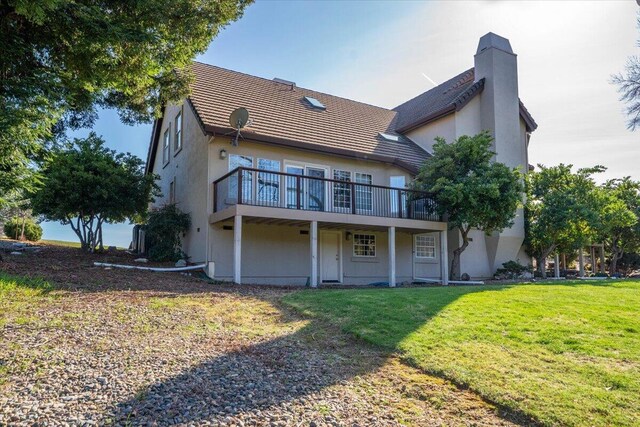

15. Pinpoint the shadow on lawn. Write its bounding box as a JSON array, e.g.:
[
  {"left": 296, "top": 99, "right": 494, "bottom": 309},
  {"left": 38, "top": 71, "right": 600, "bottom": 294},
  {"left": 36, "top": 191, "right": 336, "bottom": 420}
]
[{"left": 107, "top": 285, "right": 543, "bottom": 426}]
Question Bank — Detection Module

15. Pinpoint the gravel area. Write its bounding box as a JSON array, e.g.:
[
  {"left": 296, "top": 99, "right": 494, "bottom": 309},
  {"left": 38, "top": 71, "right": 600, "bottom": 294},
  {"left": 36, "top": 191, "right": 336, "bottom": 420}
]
[{"left": 0, "top": 244, "right": 527, "bottom": 426}]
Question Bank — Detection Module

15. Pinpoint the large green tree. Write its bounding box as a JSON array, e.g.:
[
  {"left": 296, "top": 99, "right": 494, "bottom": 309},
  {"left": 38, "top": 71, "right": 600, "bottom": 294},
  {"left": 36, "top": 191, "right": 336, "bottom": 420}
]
[
  {"left": 0, "top": 0, "right": 251, "bottom": 202},
  {"left": 30, "top": 133, "right": 159, "bottom": 252},
  {"left": 413, "top": 131, "right": 523, "bottom": 280},
  {"left": 525, "top": 164, "right": 602, "bottom": 278},
  {"left": 596, "top": 178, "right": 640, "bottom": 275}
]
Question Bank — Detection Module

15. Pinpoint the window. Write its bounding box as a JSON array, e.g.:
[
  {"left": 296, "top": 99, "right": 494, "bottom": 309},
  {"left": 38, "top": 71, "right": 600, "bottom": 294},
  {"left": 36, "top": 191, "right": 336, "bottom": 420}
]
[
  {"left": 415, "top": 234, "right": 436, "bottom": 259},
  {"left": 162, "top": 129, "right": 170, "bottom": 165},
  {"left": 285, "top": 165, "right": 304, "bottom": 208},
  {"left": 174, "top": 111, "right": 182, "bottom": 153},
  {"left": 353, "top": 234, "right": 376, "bottom": 257},
  {"left": 378, "top": 132, "right": 401, "bottom": 142},
  {"left": 169, "top": 179, "right": 176, "bottom": 204},
  {"left": 355, "top": 173, "right": 372, "bottom": 211},
  {"left": 257, "top": 158, "right": 280, "bottom": 205},
  {"left": 229, "top": 154, "right": 253, "bottom": 202},
  {"left": 333, "top": 170, "right": 351, "bottom": 210},
  {"left": 304, "top": 96, "right": 326, "bottom": 110}
]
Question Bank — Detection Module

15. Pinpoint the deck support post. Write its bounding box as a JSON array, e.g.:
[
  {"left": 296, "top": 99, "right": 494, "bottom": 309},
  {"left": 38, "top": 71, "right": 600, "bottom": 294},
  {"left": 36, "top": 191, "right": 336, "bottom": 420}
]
[
  {"left": 388, "top": 226, "right": 396, "bottom": 287},
  {"left": 578, "top": 247, "right": 585, "bottom": 277},
  {"left": 440, "top": 230, "right": 449, "bottom": 285},
  {"left": 233, "top": 215, "right": 242, "bottom": 284},
  {"left": 310, "top": 221, "right": 318, "bottom": 288},
  {"left": 554, "top": 253, "right": 560, "bottom": 278}
]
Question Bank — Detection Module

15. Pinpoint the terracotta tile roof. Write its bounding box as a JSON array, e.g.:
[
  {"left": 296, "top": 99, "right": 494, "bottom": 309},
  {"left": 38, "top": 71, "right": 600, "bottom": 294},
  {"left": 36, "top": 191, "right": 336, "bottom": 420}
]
[
  {"left": 393, "top": 68, "right": 537, "bottom": 133},
  {"left": 189, "top": 62, "right": 429, "bottom": 172},
  {"left": 146, "top": 62, "right": 536, "bottom": 174}
]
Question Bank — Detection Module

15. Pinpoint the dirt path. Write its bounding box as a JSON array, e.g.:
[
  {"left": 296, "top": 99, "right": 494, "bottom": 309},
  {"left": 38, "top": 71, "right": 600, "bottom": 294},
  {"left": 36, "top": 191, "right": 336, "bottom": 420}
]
[{"left": 1, "top": 245, "right": 524, "bottom": 426}]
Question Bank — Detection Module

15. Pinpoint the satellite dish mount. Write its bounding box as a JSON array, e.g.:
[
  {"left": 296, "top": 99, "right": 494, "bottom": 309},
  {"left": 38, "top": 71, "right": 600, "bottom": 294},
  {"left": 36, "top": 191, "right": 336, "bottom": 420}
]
[{"left": 228, "top": 107, "right": 250, "bottom": 147}]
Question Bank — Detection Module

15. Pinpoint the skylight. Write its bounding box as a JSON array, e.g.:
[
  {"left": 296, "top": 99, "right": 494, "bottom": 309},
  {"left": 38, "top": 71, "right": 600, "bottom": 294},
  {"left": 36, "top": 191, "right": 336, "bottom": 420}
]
[
  {"left": 304, "top": 96, "right": 326, "bottom": 110},
  {"left": 378, "top": 132, "right": 401, "bottom": 142}
]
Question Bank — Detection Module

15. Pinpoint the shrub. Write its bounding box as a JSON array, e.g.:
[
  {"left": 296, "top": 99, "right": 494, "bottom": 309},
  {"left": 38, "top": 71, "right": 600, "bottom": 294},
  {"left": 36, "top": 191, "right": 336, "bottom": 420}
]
[
  {"left": 3, "top": 217, "right": 43, "bottom": 241},
  {"left": 144, "top": 204, "right": 191, "bottom": 262},
  {"left": 495, "top": 260, "right": 531, "bottom": 279}
]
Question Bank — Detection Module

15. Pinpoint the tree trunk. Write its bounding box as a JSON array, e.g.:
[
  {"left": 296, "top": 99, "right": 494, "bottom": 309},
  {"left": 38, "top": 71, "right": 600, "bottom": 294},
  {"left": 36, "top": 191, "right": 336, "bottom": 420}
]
[
  {"left": 20, "top": 214, "right": 26, "bottom": 241},
  {"left": 536, "top": 256, "right": 547, "bottom": 279},
  {"left": 609, "top": 246, "right": 623, "bottom": 276},
  {"left": 449, "top": 227, "right": 470, "bottom": 280}
]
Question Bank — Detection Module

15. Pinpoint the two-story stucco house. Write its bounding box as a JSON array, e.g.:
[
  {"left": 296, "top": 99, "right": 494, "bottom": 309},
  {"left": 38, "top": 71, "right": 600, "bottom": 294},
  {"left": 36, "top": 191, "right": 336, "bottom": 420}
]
[{"left": 144, "top": 32, "right": 536, "bottom": 286}]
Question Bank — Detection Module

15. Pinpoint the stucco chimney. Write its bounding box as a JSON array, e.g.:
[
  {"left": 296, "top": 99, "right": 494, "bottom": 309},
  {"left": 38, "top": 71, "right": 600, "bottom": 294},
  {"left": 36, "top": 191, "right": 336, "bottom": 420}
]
[
  {"left": 474, "top": 32, "right": 523, "bottom": 169},
  {"left": 474, "top": 32, "right": 527, "bottom": 273}
]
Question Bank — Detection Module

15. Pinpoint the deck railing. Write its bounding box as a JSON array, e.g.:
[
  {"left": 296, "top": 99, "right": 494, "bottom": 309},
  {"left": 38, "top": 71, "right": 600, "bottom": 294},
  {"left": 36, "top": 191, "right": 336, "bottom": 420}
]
[{"left": 213, "top": 167, "right": 441, "bottom": 221}]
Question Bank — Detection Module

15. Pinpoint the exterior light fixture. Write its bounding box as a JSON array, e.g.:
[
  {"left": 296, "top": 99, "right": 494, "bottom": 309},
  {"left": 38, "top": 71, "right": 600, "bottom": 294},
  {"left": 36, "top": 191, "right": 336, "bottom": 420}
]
[
  {"left": 219, "top": 148, "right": 228, "bottom": 160},
  {"left": 345, "top": 231, "right": 352, "bottom": 241}
]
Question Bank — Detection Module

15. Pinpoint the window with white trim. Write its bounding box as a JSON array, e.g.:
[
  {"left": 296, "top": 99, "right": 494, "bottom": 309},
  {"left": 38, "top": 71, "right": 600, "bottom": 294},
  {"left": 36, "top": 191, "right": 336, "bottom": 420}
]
[
  {"left": 169, "top": 179, "right": 176, "bottom": 204},
  {"left": 229, "top": 154, "right": 253, "bottom": 202},
  {"left": 333, "top": 169, "right": 351, "bottom": 209},
  {"left": 355, "top": 173, "right": 372, "bottom": 211},
  {"left": 174, "top": 111, "right": 182, "bottom": 153},
  {"left": 353, "top": 233, "right": 376, "bottom": 257},
  {"left": 257, "top": 158, "right": 280, "bottom": 204},
  {"left": 162, "top": 128, "right": 170, "bottom": 165},
  {"left": 415, "top": 234, "right": 436, "bottom": 258}
]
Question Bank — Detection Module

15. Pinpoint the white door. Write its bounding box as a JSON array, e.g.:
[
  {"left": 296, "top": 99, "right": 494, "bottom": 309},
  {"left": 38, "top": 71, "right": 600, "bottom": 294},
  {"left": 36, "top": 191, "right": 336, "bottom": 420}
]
[{"left": 320, "top": 231, "right": 341, "bottom": 282}]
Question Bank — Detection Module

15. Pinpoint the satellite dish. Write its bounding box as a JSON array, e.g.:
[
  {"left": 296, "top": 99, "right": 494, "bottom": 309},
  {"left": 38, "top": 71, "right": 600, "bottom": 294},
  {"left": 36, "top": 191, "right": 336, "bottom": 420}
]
[{"left": 228, "top": 107, "right": 249, "bottom": 146}]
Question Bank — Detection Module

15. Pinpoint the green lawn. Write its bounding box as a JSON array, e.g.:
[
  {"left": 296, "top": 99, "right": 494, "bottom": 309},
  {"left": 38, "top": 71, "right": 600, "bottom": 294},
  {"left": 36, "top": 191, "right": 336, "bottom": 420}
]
[
  {"left": 283, "top": 281, "right": 640, "bottom": 427},
  {"left": 39, "top": 239, "right": 81, "bottom": 248}
]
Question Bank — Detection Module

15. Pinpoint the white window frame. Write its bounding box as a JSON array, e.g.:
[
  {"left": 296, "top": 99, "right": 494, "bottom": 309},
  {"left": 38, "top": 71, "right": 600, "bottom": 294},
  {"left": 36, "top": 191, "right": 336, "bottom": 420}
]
[
  {"left": 169, "top": 179, "right": 176, "bottom": 204},
  {"left": 355, "top": 172, "right": 373, "bottom": 212},
  {"left": 353, "top": 233, "right": 376, "bottom": 257},
  {"left": 229, "top": 154, "right": 253, "bottom": 203},
  {"left": 162, "top": 128, "right": 170, "bottom": 166},
  {"left": 415, "top": 234, "right": 436, "bottom": 259},
  {"left": 257, "top": 158, "right": 281, "bottom": 205},
  {"left": 332, "top": 169, "right": 352, "bottom": 212},
  {"left": 174, "top": 110, "right": 183, "bottom": 154}
]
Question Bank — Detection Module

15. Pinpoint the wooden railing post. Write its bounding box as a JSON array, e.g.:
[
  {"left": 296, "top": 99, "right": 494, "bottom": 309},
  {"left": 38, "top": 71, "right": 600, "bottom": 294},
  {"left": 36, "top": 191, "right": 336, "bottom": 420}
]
[
  {"left": 397, "top": 190, "right": 403, "bottom": 218},
  {"left": 237, "top": 167, "right": 243, "bottom": 205}
]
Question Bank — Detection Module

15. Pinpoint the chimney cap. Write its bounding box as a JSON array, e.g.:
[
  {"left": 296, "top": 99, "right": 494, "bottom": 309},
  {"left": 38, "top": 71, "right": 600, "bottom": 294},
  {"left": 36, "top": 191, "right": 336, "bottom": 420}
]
[{"left": 476, "top": 32, "right": 514, "bottom": 55}]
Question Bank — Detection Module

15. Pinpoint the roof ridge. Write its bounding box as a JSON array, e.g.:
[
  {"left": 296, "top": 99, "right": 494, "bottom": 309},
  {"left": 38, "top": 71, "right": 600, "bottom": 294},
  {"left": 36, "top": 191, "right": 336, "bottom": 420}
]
[{"left": 191, "top": 61, "right": 394, "bottom": 114}]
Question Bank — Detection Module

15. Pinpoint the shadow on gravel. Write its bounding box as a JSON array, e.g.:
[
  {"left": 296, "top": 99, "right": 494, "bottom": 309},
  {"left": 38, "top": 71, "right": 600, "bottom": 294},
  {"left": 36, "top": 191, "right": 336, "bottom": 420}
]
[
  {"left": 3, "top": 245, "right": 542, "bottom": 425},
  {"left": 107, "top": 287, "right": 538, "bottom": 426},
  {"left": 109, "top": 323, "right": 384, "bottom": 424}
]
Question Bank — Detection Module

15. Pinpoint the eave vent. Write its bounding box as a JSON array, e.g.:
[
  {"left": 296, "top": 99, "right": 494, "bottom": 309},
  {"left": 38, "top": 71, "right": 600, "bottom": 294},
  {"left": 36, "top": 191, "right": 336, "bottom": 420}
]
[{"left": 304, "top": 96, "right": 326, "bottom": 110}]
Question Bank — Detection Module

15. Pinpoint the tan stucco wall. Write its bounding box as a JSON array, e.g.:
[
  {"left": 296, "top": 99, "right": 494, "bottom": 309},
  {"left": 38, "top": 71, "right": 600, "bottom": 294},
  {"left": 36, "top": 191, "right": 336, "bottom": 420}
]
[
  {"left": 210, "top": 222, "right": 441, "bottom": 285},
  {"left": 150, "top": 102, "right": 209, "bottom": 262}
]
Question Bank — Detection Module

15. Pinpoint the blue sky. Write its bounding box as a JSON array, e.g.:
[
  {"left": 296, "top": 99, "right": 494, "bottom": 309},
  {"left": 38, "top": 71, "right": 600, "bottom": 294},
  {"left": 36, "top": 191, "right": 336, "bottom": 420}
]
[{"left": 44, "top": 0, "right": 640, "bottom": 247}]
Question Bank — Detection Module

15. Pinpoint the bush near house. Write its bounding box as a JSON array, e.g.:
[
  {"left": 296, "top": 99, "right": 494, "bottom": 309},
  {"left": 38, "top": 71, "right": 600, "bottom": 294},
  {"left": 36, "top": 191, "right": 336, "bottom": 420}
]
[
  {"left": 145, "top": 204, "right": 191, "bottom": 262},
  {"left": 3, "top": 217, "right": 43, "bottom": 242}
]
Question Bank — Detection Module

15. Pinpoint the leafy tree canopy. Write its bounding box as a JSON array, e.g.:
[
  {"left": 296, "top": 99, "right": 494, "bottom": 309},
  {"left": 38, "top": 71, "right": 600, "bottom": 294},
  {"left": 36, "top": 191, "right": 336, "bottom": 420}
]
[
  {"left": 525, "top": 164, "right": 603, "bottom": 277},
  {"left": 0, "top": 0, "right": 251, "bottom": 201},
  {"left": 596, "top": 177, "right": 640, "bottom": 274},
  {"left": 30, "top": 133, "right": 159, "bottom": 251},
  {"left": 413, "top": 131, "right": 523, "bottom": 279}
]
